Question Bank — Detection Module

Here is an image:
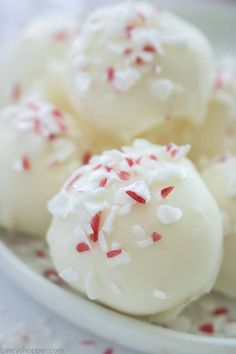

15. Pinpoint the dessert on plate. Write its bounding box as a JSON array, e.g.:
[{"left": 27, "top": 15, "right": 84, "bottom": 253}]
[
  {"left": 48, "top": 139, "right": 223, "bottom": 316},
  {"left": 0, "top": 97, "right": 88, "bottom": 238},
  {"left": 1, "top": 0, "right": 236, "bottom": 331}
]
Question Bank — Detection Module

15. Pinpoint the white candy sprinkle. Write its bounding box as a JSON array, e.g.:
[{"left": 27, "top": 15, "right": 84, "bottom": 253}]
[
  {"left": 157, "top": 205, "right": 183, "bottom": 224},
  {"left": 132, "top": 225, "right": 146, "bottom": 240},
  {"left": 73, "top": 226, "right": 90, "bottom": 245},
  {"left": 48, "top": 190, "right": 70, "bottom": 217},
  {"left": 102, "top": 205, "right": 120, "bottom": 233},
  {"left": 113, "top": 68, "right": 141, "bottom": 91},
  {"left": 106, "top": 251, "right": 131, "bottom": 268},
  {"left": 85, "top": 272, "right": 99, "bottom": 300},
  {"left": 98, "top": 231, "right": 108, "bottom": 252},
  {"left": 149, "top": 79, "right": 174, "bottom": 101},
  {"left": 75, "top": 70, "right": 92, "bottom": 93},
  {"left": 13, "top": 159, "right": 24, "bottom": 172},
  {"left": 137, "top": 238, "right": 153, "bottom": 248},
  {"left": 119, "top": 204, "right": 132, "bottom": 215},
  {"left": 153, "top": 289, "right": 170, "bottom": 300},
  {"left": 59, "top": 268, "right": 78, "bottom": 283}
]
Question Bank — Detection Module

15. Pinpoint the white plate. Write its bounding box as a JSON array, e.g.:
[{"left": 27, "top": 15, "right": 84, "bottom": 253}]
[
  {"left": 1, "top": 2, "right": 236, "bottom": 354},
  {"left": 1, "top": 231, "right": 236, "bottom": 354}
]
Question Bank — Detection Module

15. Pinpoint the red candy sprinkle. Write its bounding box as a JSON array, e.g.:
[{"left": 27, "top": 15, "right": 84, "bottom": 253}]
[
  {"left": 82, "top": 152, "right": 92, "bottom": 165},
  {"left": 152, "top": 232, "right": 162, "bottom": 242},
  {"left": 125, "top": 24, "right": 134, "bottom": 37},
  {"left": 150, "top": 154, "right": 157, "bottom": 161},
  {"left": 107, "top": 67, "right": 115, "bottom": 81},
  {"left": 34, "top": 250, "right": 46, "bottom": 258},
  {"left": 11, "top": 83, "right": 22, "bottom": 101},
  {"left": 199, "top": 323, "right": 214, "bottom": 334},
  {"left": 81, "top": 340, "right": 96, "bottom": 347},
  {"left": 93, "top": 164, "right": 102, "bottom": 171},
  {"left": 143, "top": 44, "right": 156, "bottom": 53},
  {"left": 213, "top": 307, "right": 228, "bottom": 316},
  {"left": 22, "top": 156, "right": 31, "bottom": 171},
  {"left": 118, "top": 171, "right": 130, "bottom": 181},
  {"left": 125, "top": 190, "right": 146, "bottom": 204},
  {"left": 135, "top": 56, "right": 144, "bottom": 65},
  {"left": 103, "top": 348, "right": 113, "bottom": 354},
  {"left": 125, "top": 157, "right": 134, "bottom": 167},
  {"left": 43, "top": 269, "right": 66, "bottom": 287},
  {"left": 54, "top": 31, "right": 69, "bottom": 42},
  {"left": 105, "top": 166, "right": 112, "bottom": 172},
  {"left": 90, "top": 212, "right": 101, "bottom": 242},
  {"left": 76, "top": 242, "right": 90, "bottom": 253},
  {"left": 124, "top": 48, "right": 133, "bottom": 56},
  {"left": 161, "top": 186, "right": 174, "bottom": 199},
  {"left": 106, "top": 249, "right": 122, "bottom": 258},
  {"left": 99, "top": 178, "right": 108, "bottom": 187}
]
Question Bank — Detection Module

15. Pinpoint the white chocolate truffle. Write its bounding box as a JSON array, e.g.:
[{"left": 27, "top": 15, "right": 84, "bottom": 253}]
[
  {"left": 142, "top": 57, "right": 236, "bottom": 165},
  {"left": 47, "top": 140, "right": 223, "bottom": 316},
  {"left": 0, "top": 15, "right": 79, "bottom": 112},
  {"left": 202, "top": 156, "right": 236, "bottom": 297},
  {"left": 68, "top": 1, "right": 213, "bottom": 143},
  {"left": 189, "top": 57, "right": 236, "bottom": 165},
  {"left": 0, "top": 97, "right": 89, "bottom": 238}
]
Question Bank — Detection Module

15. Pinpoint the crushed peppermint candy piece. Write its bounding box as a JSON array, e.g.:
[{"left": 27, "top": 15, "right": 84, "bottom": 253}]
[
  {"left": 153, "top": 289, "right": 170, "bottom": 300},
  {"left": 13, "top": 155, "right": 31, "bottom": 172},
  {"left": 149, "top": 79, "right": 174, "bottom": 101},
  {"left": 199, "top": 323, "right": 214, "bottom": 334},
  {"left": 125, "top": 180, "right": 151, "bottom": 204},
  {"left": 113, "top": 68, "right": 141, "bottom": 91},
  {"left": 98, "top": 231, "right": 108, "bottom": 252},
  {"left": 75, "top": 71, "right": 92, "bottom": 93},
  {"left": 89, "top": 212, "right": 102, "bottom": 242},
  {"left": 132, "top": 225, "right": 146, "bottom": 239},
  {"left": 157, "top": 205, "right": 183, "bottom": 224},
  {"left": 59, "top": 267, "right": 78, "bottom": 283},
  {"left": 76, "top": 242, "right": 91, "bottom": 253},
  {"left": 157, "top": 186, "right": 175, "bottom": 200},
  {"left": 151, "top": 232, "right": 162, "bottom": 242},
  {"left": 102, "top": 205, "right": 120, "bottom": 233},
  {"left": 85, "top": 272, "right": 99, "bottom": 300},
  {"left": 106, "top": 250, "right": 131, "bottom": 268}
]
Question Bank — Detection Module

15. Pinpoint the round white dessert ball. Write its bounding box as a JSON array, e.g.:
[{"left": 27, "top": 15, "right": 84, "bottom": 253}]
[
  {"left": 48, "top": 140, "right": 223, "bottom": 316},
  {"left": 189, "top": 57, "right": 236, "bottom": 165},
  {"left": 202, "top": 156, "right": 236, "bottom": 297},
  {"left": 0, "top": 96, "right": 89, "bottom": 238},
  {"left": 67, "top": 1, "right": 213, "bottom": 143},
  {"left": 141, "top": 57, "right": 236, "bottom": 166},
  {"left": 0, "top": 14, "right": 79, "bottom": 112}
]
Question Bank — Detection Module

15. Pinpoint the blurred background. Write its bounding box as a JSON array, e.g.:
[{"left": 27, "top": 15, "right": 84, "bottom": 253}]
[{"left": 0, "top": 0, "right": 236, "bottom": 54}]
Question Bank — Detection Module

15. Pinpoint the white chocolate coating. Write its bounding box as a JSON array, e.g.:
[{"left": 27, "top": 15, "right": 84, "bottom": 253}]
[
  {"left": 48, "top": 140, "right": 223, "bottom": 316},
  {"left": 142, "top": 57, "right": 236, "bottom": 166},
  {"left": 67, "top": 1, "right": 213, "bottom": 143},
  {"left": 202, "top": 156, "right": 236, "bottom": 297},
  {"left": 0, "top": 97, "right": 89, "bottom": 238},
  {"left": 0, "top": 15, "right": 79, "bottom": 112},
  {"left": 189, "top": 57, "right": 236, "bottom": 165}
]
